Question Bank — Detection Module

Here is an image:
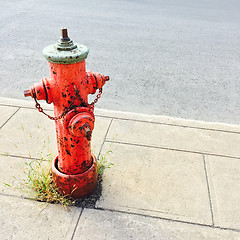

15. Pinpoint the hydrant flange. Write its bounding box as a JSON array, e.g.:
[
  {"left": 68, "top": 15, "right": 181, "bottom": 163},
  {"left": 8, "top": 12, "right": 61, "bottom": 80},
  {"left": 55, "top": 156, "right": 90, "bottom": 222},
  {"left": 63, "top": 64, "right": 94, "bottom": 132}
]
[{"left": 51, "top": 153, "right": 97, "bottom": 198}]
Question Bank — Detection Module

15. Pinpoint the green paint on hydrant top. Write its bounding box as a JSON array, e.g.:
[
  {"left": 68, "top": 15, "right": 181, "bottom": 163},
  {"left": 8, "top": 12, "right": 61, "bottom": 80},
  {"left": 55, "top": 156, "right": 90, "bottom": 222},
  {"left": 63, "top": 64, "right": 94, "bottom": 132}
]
[{"left": 42, "top": 29, "right": 89, "bottom": 65}]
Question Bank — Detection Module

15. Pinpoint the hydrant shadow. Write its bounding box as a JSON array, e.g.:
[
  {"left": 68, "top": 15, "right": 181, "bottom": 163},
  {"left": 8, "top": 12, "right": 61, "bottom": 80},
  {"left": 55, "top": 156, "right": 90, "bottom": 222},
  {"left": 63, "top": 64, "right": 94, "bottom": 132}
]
[{"left": 73, "top": 175, "right": 103, "bottom": 208}]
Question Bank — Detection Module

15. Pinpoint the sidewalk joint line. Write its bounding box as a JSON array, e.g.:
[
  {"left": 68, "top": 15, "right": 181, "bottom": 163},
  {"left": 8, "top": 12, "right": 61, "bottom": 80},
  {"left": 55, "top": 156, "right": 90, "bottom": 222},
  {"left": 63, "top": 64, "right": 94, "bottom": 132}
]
[
  {"left": 1, "top": 191, "right": 239, "bottom": 234},
  {"left": 0, "top": 103, "right": 53, "bottom": 111},
  {"left": 71, "top": 208, "right": 84, "bottom": 240},
  {"left": 203, "top": 154, "right": 215, "bottom": 226},
  {"left": 0, "top": 107, "right": 20, "bottom": 129},
  {"left": 94, "top": 207, "right": 240, "bottom": 233},
  {"left": 94, "top": 115, "right": 240, "bottom": 135},
  {"left": 0, "top": 192, "right": 37, "bottom": 202},
  {"left": 0, "top": 153, "right": 49, "bottom": 162},
  {"left": 0, "top": 103, "right": 34, "bottom": 109},
  {"left": 105, "top": 140, "right": 240, "bottom": 160},
  {"left": 1, "top": 102, "right": 239, "bottom": 134},
  {"left": 97, "top": 118, "right": 113, "bottom": 160}
]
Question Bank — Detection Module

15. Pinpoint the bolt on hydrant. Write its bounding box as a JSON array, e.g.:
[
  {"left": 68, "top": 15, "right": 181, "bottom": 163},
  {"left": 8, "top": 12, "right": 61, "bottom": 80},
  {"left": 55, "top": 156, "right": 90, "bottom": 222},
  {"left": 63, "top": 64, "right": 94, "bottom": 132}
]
[{"left": 24, "top": 28, "right": 109, "bottom": 199}]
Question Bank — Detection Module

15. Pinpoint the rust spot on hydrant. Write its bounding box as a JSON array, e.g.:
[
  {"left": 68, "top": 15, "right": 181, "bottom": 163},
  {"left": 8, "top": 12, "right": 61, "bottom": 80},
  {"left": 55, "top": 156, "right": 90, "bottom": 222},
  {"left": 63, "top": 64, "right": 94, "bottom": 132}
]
[{"left": 23, "top": 28, "right": 109, "bottom": 199}]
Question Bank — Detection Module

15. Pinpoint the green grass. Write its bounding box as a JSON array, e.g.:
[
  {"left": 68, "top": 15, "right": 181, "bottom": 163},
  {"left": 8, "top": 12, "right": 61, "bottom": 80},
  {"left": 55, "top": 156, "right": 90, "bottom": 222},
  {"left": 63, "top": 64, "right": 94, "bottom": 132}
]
[
  {"left": 22, "top": 158, "right": 74, "bottom": 207},
  {"left": 97, "top": 150, "right": 114, "bottom": 178},
  {"left": 5, "top": 150, "right": 113, "bottom": 208}
]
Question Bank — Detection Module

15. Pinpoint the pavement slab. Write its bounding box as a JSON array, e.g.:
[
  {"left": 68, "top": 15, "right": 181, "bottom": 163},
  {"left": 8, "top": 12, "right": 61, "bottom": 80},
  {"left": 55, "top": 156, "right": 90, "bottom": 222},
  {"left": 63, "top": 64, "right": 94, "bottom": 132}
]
[
  {"left": 0, "top": 105, "right": 19, "bottom": 128},
  {"left": 0, "top": 154, "right": 30, "bottom": 197},
  {"left": 106, "top": 118, "right": 240, "bottom": 158},
  {"left": 0, "top": 194, "right": 80, "bottom": 240},
  {"left": 94, "top": 108, "right": 240, "bottom": 134},
  {"left": 206, "top": 155, "right": 240, "bottom": 230},
  {"left": 0, "top": 107, "right": 57, "bottom": 159},
  {"left": 1, "top": 97, "right": 240, "bottom": 239},
  {"left": 74, "top": 208, "right": 240, "bottom": 240},
  {"left": 96, "top": 142, "right": 212, "bottom": 225},
  {"left": 0, "top": 154, "right": 45, "bottom": 198}
]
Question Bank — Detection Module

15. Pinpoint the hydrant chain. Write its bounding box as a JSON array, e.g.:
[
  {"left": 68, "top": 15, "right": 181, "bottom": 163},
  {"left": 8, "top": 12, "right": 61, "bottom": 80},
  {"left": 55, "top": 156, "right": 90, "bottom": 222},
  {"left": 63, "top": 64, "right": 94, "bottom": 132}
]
[
  {"left": 90, "top": 88, "right": 102, "bottom": 109},
  {"left": 33, "top": 87, "right": 103, "bottom": 120},
  {"left": 33, "top": 91, "right": 76, "bottom": 120}
]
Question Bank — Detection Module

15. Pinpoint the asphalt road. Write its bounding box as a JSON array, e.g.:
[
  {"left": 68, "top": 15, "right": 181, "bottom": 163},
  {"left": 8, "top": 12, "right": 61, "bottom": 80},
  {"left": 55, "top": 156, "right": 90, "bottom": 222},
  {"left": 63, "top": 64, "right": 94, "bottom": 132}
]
[{"left": 1, "top": 0, "right": 240, "bottom": 123}]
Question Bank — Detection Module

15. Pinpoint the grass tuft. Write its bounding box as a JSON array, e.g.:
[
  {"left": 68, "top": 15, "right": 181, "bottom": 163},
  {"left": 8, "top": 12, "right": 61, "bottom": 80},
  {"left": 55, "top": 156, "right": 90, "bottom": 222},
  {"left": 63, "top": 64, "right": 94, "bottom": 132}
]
[
  {"left": 15, "top": 150, "right": 114, "bottom": 208},
  {"left": 11, "top": 125, "right": 114, "bottom": 206},
  {"left": 97, "top": 150, "right": 114, "bottom": 178},
  {"left": 22, "top": 159, "right": 74, "bottom": 207}
]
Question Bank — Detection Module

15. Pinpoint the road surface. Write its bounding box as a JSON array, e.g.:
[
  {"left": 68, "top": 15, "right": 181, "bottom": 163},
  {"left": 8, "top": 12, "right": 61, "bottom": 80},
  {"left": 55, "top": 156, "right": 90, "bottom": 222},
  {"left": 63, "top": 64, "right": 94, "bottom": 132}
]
[{"left": 1, "top": 0, "right": 240, "bottom": 123}]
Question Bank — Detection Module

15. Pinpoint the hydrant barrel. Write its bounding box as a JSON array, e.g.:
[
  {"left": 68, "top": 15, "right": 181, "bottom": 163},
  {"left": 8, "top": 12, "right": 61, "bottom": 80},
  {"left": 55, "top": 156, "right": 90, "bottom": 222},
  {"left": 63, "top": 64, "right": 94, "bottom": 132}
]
[{"left": 24, "top": 28, "right": 109, "bottom": 198}]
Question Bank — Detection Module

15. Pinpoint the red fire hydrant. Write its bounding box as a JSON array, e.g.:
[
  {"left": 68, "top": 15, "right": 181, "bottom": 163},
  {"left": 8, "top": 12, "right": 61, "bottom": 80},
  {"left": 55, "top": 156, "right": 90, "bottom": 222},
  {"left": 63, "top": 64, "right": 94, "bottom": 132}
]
[{"left": 24, "top": 29, "right": 109, "bottom": 198}]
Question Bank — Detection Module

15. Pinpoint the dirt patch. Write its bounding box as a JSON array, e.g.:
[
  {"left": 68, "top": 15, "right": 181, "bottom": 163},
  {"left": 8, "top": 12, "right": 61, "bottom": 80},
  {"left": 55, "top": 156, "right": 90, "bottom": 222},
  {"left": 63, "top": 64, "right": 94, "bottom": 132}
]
[{"left": 74, "top": 175, "right": 102, "bottom": 208}]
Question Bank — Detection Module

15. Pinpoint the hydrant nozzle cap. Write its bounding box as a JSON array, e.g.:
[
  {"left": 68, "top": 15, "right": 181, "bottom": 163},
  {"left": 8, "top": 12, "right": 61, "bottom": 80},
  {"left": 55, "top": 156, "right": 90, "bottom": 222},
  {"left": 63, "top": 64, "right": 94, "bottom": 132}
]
[{"left": 42, "top": 28, "right": 89, "bottom": 64}]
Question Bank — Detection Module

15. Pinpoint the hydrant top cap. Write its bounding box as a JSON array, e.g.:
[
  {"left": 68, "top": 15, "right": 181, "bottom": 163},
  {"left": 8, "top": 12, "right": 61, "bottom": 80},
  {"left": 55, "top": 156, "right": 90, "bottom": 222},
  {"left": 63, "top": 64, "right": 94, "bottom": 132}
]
[{"left": 42, "top": 28, "right": 89, "bottom": 64}]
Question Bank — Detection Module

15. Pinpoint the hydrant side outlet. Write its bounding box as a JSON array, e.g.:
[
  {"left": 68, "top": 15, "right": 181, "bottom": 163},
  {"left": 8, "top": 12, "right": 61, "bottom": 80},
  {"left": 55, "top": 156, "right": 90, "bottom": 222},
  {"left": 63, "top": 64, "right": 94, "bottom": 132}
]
[{"left": 24, "top": 28, "right": 109, "bottom": 199}]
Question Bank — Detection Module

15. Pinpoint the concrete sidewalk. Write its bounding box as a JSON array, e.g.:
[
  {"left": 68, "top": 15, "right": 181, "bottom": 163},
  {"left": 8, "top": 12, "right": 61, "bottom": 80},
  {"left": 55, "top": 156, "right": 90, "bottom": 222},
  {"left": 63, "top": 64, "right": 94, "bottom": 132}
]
[{"left": 0, "top": 97, "right": 240, "bottom": 240}]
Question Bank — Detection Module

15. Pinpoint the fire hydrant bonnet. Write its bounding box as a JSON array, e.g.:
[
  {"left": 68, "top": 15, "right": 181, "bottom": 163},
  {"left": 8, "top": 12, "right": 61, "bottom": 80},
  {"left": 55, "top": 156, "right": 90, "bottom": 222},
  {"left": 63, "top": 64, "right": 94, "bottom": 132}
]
[{"left": 42, "top": 34, "right": 89, "bottom": 64}]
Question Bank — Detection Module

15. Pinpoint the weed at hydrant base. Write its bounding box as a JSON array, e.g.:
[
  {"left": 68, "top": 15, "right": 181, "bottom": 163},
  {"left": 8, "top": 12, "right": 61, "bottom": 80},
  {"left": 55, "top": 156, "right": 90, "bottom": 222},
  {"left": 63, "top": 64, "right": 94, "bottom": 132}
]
[{"left": 3, "top": 150, "right": 114, "bottom": 208}]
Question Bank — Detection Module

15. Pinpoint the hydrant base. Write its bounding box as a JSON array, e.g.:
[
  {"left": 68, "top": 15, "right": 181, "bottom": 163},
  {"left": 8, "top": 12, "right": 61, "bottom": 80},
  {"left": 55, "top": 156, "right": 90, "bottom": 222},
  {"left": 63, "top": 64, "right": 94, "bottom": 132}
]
[{"left": 51, "top": 154, "right": 98, "bottom": 199}]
